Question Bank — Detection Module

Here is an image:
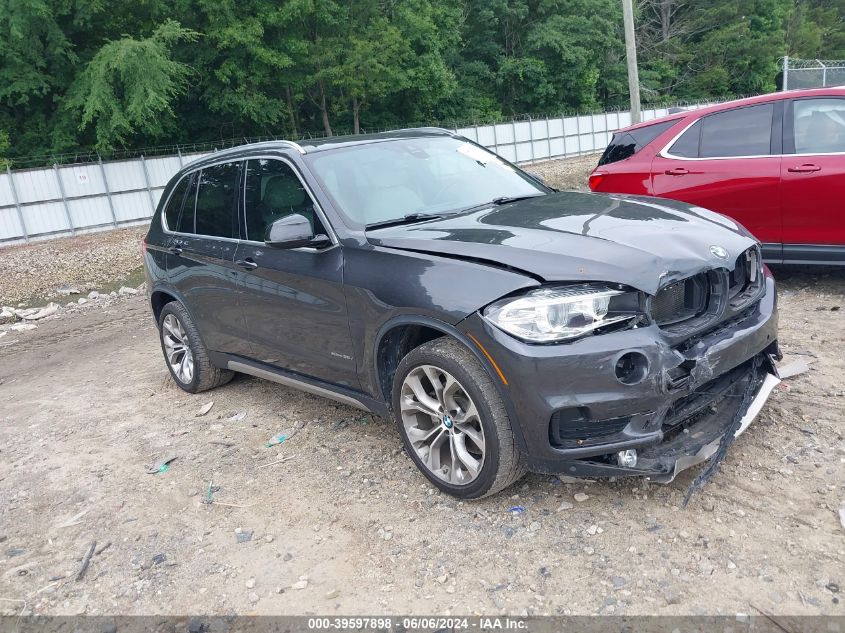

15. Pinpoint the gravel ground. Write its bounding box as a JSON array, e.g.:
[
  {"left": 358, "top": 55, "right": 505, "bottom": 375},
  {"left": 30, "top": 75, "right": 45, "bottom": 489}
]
[
  {"left": 525, "top": 153, "right": 600, "bottom": 191},
  {"left": 0, "top": 154, "right": 842, "bottom": 618},
  {"left": 0, "top": 226, "right": 147, "bottom": 306}
]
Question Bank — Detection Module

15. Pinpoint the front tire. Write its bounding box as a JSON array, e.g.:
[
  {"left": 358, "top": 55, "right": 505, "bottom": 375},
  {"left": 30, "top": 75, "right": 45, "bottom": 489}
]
[
  {"left": 158, "top": 302, "right": 233, "bottom": 393},
  {"left": 392, "top": 337, "right": 526, "bottom": 499}
]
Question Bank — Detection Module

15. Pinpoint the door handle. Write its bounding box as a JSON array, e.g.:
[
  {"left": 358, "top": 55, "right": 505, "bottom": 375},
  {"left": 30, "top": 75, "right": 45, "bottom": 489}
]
[
  {"left": 664, "top": 167, "right": 690, "bottom": 176},
  {"left": 787, "top": 163, "right": 821, "bottom": 173},
  {"left": 236, "top": 259, "right": 258, "bottom": 270},
  {"left": 167, "top": 246, "right": 183, "bottom": 255}
]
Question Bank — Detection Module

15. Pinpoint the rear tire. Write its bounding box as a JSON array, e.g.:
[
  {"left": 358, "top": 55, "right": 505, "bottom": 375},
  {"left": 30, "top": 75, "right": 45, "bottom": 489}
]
[
  {"left": 158, "top": 302, "right": 233, "bottom": 393},
  {"left": 392, "top": 337, "right": 526, "bottom": 499}
]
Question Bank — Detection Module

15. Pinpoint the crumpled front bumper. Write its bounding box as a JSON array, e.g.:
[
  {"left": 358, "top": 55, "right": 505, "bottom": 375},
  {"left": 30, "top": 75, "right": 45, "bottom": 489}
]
[
  {"left": 646, "top": 367, "right": 780, "bottom": 483},
  {"left": 462, "top": 268, "right": 780, "bottom": 481}
]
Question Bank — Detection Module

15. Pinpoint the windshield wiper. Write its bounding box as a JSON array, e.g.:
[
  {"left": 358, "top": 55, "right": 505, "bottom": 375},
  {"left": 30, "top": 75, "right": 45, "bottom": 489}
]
[
  {"left": 453, "top": 193, "right": 548, "bottom": 215},
  {"left": 491, "top": 194, "right": 546, "bottom": 205},
  {"left": 365, "top": 213, "right": 448, "bottom": 230}
]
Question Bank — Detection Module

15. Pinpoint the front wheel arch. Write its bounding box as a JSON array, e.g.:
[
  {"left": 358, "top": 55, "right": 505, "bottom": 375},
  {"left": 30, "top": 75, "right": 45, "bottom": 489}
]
[{"left": 372, "top": 316, "right": 528, "bottom": 455}]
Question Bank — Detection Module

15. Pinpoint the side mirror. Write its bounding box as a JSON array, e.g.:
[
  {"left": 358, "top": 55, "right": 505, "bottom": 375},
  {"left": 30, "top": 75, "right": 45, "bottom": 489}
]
[{"left": 264, "top": 214, "right": 330, "bottom": 249}]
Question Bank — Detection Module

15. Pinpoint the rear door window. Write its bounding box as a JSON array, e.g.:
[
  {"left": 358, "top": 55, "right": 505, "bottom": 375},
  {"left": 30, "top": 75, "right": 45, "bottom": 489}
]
[
  {"left": 598, "top": 119, "right": 680, "bottom": 166},
  {"left": 194, "top": 163, "right": 240, "bottom": 238},
  {"left": 792, "top": 98, "right": 845, "bottom": 154},
  {"left": 699, "top": 104, "right": 773, "bottom": 157},
  {"left": 667, "top": 121, "right": 701, "bottom": 158},
  {"left": 668, "top": 104, "right": 774, "bottom": 158}
]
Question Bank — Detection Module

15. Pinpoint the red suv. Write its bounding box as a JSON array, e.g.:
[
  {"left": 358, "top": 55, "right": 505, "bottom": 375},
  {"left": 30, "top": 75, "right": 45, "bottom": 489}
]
[{"left": 589, "top": 88, "right": 845, "bottom": 264}]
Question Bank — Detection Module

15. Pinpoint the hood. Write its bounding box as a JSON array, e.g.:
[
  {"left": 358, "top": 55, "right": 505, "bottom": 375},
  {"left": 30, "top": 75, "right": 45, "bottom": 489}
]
[{"left": 365, "top": 192, "right": 757, "bottom": 295}]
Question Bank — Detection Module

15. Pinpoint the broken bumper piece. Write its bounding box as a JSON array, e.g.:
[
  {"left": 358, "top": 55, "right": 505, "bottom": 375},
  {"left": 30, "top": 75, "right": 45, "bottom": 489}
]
[{"left": 651, "top": 370, "right": 780, "bottom": 483}]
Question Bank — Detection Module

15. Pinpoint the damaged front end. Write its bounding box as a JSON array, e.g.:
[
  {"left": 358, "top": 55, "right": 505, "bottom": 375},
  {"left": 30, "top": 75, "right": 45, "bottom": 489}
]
[
  {"left": 466, "top": 245, "right": 781, "bottom": 490},
  {"left": 625, "top": 351, "right": 780, "bottom": 484}
]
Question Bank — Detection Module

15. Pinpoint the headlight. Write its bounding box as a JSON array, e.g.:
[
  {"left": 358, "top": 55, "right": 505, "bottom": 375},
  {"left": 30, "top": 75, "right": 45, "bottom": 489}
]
[{"left": 482, "top": 284, "right": 641, "bottom": 343}]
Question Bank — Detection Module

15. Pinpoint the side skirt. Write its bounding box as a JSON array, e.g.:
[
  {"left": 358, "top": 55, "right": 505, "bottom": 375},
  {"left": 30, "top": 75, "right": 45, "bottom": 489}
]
[
  {"left": 763, "top": 242, "right": 845, "bottom": 265},
  {"left": 781, "top": 243, "right": 845, "bottom": 265},
  {"left": 210, "top": 352, "right": 389, "bottom": 417}
]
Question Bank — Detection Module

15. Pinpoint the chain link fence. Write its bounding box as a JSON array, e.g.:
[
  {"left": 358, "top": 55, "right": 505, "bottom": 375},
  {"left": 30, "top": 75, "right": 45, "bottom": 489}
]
[{"left": 781, "top": 57, "right": 845, "bottom": 90}]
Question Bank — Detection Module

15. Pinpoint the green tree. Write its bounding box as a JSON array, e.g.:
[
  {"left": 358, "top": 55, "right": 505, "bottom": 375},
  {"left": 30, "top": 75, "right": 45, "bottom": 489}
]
[
  {"left": 1, "top": 0, "right": 844, "bottom": 161},
  {"left": 189, "top": 0, "right": 299, "bottom": 137},
  {"left": 66, "top": 19, "right": 197, "bottom": 152},
  {"left": 0, "top": 129, "right": 10, "bottom": 169},
  {"left": 327, "top": 14, "right": 413, "bottom": 133}
]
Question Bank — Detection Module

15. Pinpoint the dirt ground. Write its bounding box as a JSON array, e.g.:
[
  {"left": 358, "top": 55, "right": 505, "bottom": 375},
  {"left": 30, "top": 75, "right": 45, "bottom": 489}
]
[{"left": 0, "top": 156, "right": 843, "bottom": 618}]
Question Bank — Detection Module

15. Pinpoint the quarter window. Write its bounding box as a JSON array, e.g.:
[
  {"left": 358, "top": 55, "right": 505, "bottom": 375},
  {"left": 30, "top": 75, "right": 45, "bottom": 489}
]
[
  {"left": 194, "top": 163, "right": 239, "bottom": 238},
  {"left": 175, "top": 174, "right": 197, "bottom": 234},
  {"left": 243, "top": 159, "right": 325, "bottom": 242},
  {"left": 164, "top": 176, "right": 190, "bottom": 231},
  {"left": 598, "top": 119, "right": 680, "bottom": 166},
  {"left": 669, "top": 104, "right": 774, "bottom": 158},
  {"left": 793, "top": 98, "right": 845, "bottom": 154}
]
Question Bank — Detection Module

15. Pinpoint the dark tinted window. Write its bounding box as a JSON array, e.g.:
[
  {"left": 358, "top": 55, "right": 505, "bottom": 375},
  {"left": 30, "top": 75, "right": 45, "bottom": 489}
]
[
  {"left": 175, "top": 174, "right": 197, "bottom": 234},
  {"left": 793, "top": 98, "right": 845, "bottom": 154},
  {"left": 164, "top": 176, "right": 190, "bottom": 230},
  {"left": 194, "top": 163, "right": 239, "bottom": 238},
  {"left": 669, "top": 121, "right": 701, "bottom": 158},
  {"left": 244, "top": 159, "right": 325, "bottom": 241},
  {"left": 699, "top": 104, "right": 774, "bottom": 158},
  {"left": 598, "top": 119, "right": 680, "bottom": 166}
]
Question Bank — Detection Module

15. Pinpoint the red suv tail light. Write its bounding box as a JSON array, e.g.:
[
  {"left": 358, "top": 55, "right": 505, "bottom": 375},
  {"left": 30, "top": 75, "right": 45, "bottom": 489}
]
[{"left": 589, "top": 172, "right": 607, "bottom": 191}]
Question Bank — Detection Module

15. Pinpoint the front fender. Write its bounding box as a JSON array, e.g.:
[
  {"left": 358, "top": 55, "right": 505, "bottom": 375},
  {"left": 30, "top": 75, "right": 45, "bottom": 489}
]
[{"left": 343, "top": 243, "right": 538, "bottom": 393}]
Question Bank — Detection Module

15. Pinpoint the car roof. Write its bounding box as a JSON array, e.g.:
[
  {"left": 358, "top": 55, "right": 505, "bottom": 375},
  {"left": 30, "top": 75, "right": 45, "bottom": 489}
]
[
  {"left": 620, "top": 87, "right": 845, "bottom": 133},
  {"left": 183, "top": 127, "right": 458, "bottom": 171}
]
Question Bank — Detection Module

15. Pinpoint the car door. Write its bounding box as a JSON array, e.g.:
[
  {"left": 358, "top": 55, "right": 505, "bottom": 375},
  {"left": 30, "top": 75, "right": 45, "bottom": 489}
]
[
  {"left": 650, "top": 102, "right": 783, "bottom": 255},
  {"left": 781, "top": 96, "right": 845, "bottom": 255},
  {"left": 233, "top": 157, "right": 359, "bottom": 389},
  {"left": 165, "top": 161, "right": 251, "bottom": 355}
]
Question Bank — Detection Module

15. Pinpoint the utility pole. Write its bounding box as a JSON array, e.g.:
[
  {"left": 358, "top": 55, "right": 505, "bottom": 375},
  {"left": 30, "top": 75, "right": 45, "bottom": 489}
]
[{"left": 622, "top": 0, "right": 641, "bottom": 124}]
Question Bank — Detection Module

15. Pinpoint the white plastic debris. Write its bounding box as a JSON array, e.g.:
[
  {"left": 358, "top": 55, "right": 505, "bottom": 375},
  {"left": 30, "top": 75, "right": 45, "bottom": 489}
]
[
  {"left": 196, "top": 401, "right": 214, "bottom": 417},
  {"left": 778, "top": 359, "right": 810, "bottom": 379}
]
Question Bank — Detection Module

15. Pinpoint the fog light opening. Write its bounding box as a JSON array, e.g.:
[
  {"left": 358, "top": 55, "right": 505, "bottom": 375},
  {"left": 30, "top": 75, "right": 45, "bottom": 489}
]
[
  {"left": 617, "top": 449, "right": 638, "bottom": 468},
  {"left": 615, "top": 352, "right": 649, "bottom": 385}
]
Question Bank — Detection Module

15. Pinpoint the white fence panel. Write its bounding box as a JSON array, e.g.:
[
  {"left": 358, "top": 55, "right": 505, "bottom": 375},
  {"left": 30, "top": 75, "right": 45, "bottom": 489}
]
[
  {"left": 0, "top": 207, "right": 24, "bottom": 240},
  {"left": 58, "top": 164, "right": 106, "bottom": 199},
  {"left": 24, "top": 202, "right": 70, "bottom": 235},
  {"left": 146, "top": 156, "right": 183, "bottom": 187},
  {"left": 0, "top": 172, "right": 16, "bottom": 207},
  {"left": 103, "top": 160, "right": 147, "bottom": 192},
  {"left": 111, "top": 191, "right": 153, "bottom": 223},
  {"left": 14, "top": 168, "right": 62, "bottom": 204},
  {"left": 67, "top": 197, "right": 113, "bottom": 229}
]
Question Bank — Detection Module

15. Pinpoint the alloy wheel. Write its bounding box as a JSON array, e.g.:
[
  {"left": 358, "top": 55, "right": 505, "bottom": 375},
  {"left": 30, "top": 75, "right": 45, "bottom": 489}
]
[
  {"left": 162, "top": 314, "right": 194, "bottom": 384},
  {"left": 399, "top": 365, "right": 486, "bottom": 485}
]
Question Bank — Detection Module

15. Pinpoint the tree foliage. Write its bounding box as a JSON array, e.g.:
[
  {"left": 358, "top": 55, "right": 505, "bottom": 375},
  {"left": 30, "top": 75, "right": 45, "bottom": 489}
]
[
  {"left": 0, "top": 0, "right": 842, "bottom": 162},
  {"left": 65, "top": 19, "right": 198, "bottom": 151}
]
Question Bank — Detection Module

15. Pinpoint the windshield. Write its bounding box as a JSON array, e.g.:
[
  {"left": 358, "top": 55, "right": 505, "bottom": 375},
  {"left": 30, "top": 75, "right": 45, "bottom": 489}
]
[{"left": 304, "top": 136, "right": 547, "bottom": 226}]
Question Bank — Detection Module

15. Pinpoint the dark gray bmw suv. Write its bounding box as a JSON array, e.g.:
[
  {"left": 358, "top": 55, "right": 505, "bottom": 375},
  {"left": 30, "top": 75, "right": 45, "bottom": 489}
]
[{"left": 143, "top": 128, "right": 781, "bottom": 499}]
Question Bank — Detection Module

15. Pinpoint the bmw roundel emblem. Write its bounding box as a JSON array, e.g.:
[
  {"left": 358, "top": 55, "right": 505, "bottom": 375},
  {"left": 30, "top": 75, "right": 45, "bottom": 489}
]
[{"left": 710, "top": 245, "right": 729, "bottom": 260}]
